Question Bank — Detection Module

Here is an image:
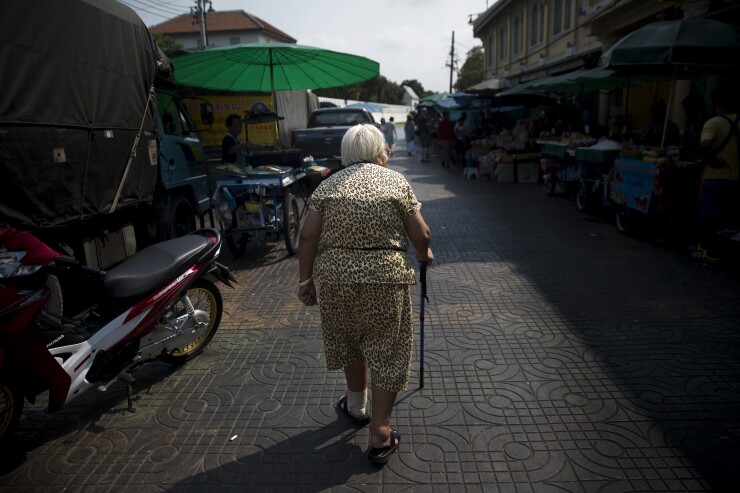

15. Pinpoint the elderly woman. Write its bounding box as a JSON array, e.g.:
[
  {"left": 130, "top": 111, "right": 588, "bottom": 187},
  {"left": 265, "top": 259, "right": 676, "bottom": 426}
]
[{"left": 297, "top": 124, "right": 433, "bottom": 465}]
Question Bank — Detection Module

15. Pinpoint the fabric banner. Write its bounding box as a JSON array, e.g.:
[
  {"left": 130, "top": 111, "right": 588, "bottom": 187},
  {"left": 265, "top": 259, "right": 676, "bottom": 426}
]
[
  {"left": 184, "top": 95, "right": 276, "bottom": 149},
  {"left": 613, "top": 159, "right": 658, "bottom": 214}
]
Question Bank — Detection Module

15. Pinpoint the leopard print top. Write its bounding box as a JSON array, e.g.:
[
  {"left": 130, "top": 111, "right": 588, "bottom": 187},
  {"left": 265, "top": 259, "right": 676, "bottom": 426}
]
[{"left": 309, "top": 163, "right": 420, "bottom": 285}]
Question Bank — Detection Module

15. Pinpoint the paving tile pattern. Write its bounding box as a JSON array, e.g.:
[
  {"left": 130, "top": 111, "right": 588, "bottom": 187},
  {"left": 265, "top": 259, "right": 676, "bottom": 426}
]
[{"left": 2, "top": 147, "right": 740, "bottom": 492}]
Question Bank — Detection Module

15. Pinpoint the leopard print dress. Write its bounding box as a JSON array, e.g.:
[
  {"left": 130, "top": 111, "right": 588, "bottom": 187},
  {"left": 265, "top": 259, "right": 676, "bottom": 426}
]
[{"left": 308, "top": 163, "right": 421, "bottom": 392}]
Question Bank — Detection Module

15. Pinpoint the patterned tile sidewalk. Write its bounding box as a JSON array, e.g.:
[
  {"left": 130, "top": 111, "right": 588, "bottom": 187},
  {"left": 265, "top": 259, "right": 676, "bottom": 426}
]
[{"left": 2, "top": 144, "right": 740, "bottom": 492}]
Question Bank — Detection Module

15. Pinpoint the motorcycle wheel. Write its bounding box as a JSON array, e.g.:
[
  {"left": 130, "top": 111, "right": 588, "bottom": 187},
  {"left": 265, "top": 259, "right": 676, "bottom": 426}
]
[
  {"left": 162, "top": 279, "right": 223, "bottom": 363},
  {"left": 0, "top": 376, "right": 23, "bottom": 444}
]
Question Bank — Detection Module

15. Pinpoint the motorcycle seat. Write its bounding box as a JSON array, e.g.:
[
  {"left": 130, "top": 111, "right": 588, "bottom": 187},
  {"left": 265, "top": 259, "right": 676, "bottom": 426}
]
[{"left": 103, "top": 234, "right": 211, "bottom": 303}]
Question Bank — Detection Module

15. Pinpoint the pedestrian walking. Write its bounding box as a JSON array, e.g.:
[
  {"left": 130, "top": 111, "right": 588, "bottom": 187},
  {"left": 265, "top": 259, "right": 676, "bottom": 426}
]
[
  {"left": 437, "top": 111, "right": 455, "bottom": 168},
  {"left": 404, "top": 114, "right": 417, "bottom": 157},
  {"left": 383, "top": 116, "right": 398, "bottom": 156},
  {"left": 297, "top": 124, "right": 433, "bottom": 465},
  {"left": 417, "top": 107, "right": 432, "bottom": 163},
  {"left": 454, "top": 114, "right": 468, "bottom": 167}
]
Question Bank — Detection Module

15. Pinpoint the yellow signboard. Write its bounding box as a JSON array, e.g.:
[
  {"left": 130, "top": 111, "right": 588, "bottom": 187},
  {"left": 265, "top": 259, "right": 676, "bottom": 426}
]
[{"left": 184, "top": 95, "right": 276, "bottom": 149}]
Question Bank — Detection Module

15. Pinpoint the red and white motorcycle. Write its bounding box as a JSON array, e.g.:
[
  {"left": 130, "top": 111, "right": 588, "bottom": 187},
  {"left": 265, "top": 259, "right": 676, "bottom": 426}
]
[{"left": 0, "top": 226, "right": 235, "bottom": 442}]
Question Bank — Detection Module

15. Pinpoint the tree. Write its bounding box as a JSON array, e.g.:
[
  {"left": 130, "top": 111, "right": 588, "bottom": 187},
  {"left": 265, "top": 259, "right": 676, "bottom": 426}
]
[
  {"left": 454, "top": 45, "right": 484, "bottom": 92},
  {"left": 315, "top": 76, "right": 404, "bottom": 105},
  {"left": 153, "top": 33, "right": 183, "bottom": 52}
]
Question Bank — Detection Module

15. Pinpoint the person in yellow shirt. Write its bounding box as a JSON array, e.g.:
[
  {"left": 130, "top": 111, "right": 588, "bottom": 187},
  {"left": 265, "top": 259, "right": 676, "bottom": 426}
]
[{"left": 690, "top": 83, "right": 740, "bottom": 263}]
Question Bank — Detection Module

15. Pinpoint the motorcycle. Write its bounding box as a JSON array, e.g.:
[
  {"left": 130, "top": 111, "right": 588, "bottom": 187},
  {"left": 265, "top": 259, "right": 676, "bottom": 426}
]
[{"left": 0, "top": 226, "right": 236, "bottom": 442}]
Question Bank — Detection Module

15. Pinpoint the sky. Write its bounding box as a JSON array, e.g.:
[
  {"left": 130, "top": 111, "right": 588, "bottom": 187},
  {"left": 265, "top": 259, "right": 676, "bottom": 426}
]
[{"left": 123, "top": 0, "right": 492, "bottom": 94}]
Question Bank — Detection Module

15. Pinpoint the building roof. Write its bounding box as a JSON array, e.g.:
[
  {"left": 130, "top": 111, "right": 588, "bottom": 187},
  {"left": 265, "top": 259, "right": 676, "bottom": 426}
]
[
  {"left": 149, "top": 10, "right": 296, "bottom": 43},
  {"left": 402, "top": 85, "right": 420, "bottom": 100}
]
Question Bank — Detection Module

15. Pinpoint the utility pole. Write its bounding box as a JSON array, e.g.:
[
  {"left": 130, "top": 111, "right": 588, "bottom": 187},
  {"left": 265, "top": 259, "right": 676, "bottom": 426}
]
[
  {"left": 446, "top": 31, "right": 456, "bottom": 93},
  {"left": 191, "top": 0, "right": 211, "bottom": 48}
]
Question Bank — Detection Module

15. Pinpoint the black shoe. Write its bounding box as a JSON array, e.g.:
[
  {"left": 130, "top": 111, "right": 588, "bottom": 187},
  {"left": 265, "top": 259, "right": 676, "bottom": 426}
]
[
  {"left": 336, "top": 396, "right": 370, "bottom": 426},
  {"left": 368, "top": 430, "right": 400, "bottom": 465}
]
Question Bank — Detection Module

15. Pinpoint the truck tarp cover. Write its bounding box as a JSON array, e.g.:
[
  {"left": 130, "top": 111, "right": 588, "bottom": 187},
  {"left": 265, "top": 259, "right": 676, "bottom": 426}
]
[{"left": 0, "top": 0, "right": 159, "bottom": 229}]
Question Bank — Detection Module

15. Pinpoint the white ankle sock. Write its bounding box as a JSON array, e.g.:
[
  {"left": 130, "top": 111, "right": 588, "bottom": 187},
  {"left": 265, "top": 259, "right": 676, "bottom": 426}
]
[{"left": 346, "top": 389, "right": 367, "bottom": 417}]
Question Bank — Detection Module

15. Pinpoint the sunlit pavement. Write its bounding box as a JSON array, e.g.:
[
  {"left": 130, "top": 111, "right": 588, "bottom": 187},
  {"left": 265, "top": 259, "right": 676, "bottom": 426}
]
[{"left": 2, "top": 140, "right": 740, "bottom": 491}]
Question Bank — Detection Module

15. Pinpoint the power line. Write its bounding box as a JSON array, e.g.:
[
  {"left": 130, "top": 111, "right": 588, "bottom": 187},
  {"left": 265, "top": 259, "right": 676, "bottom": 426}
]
[
  {"left": 126, "top": 0, "right": 187, "bottom": 14},
  {"left": 119, "top": 0, "right": 188, "bottom": 21},
  {"left": 118, "top": 1, "right": 175, "bottom": 20}
]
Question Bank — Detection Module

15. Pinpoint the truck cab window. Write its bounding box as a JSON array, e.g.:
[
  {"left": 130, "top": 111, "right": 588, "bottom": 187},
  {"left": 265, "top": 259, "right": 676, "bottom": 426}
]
[{"left": 157, "top": 93, "right": 191, "bottom": 136}]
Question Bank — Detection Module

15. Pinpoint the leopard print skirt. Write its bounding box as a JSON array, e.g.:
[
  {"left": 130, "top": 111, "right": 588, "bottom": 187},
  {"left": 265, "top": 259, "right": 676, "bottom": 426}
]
[{"left": 318, "top": 283, "right": 413, "bottom": 392}]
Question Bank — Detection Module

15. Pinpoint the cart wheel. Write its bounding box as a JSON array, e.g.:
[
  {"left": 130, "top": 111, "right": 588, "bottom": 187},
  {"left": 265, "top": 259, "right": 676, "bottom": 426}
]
[
  {"left": 221, "top": 219, "right": 248, "bottom": 257},
  {"left": 615, "top": 206, "right": 633, "bottom": 234},
  {"left": 543, "top": 174, "right": 557, "bottom": 196},
  {"left": 282, "top": 193, "right": 300, "bottom": 255},
  {"left": 575, "top": 181, "right": 590, "bottom": 212}
]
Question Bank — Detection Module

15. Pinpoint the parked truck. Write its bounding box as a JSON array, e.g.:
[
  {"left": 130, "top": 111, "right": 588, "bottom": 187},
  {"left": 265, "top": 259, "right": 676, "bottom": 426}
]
[
  {"left": 0, "top": 0, "right": 212, "bottom": 269},
  {"left": 290, "top": 107, "right": 377, "bottom": 169}
]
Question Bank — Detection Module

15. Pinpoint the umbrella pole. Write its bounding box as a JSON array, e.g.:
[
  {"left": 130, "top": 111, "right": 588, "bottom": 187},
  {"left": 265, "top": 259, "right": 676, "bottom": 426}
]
[
  {"left": 419, "top": 262, "right": 428, "bottom": 389},
  {"left": 624, "top": 77, "right": 631, "bottom": 142},
  {"left": 269, "top": 50, "right": 281, "bottom": 148},
  {"left": 660, "top": 66, "right": 678, "bottom": 149}
]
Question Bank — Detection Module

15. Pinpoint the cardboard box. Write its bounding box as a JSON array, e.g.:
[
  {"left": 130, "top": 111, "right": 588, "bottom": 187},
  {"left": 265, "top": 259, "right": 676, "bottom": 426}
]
[
  {"left": 517, "top": 161, "right": 539, "bottom": 183},
  {"left": 496, "top": 162, "right": 515, "bottom": 183}
]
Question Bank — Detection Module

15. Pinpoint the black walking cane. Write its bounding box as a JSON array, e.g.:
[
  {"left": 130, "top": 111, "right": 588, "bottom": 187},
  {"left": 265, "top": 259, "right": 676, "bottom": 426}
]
[{"left": 419, "top": 261, "right": 429, "bottom": 389}]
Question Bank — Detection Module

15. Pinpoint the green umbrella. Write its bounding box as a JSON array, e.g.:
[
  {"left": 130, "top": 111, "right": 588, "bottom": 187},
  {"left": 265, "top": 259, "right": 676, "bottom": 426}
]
[
  {"left": 600, "top": 19, "right": 740, "bottom": 71},
  {"left": 531, "top": 69, "right": 672, "bottom": 94},
  {"left": 170, "top": 42, "right": 379, "bottom": 146},
  {"left": 170, "top": 42, "right": 380, "bottom": 93},
  {"left": 600, "top": 19, "right": 740, "bottom": 147}
]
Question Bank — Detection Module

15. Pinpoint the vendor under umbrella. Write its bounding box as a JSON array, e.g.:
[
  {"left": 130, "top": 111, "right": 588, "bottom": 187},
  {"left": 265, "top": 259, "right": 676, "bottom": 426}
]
[{"left": 638, "top": 100, "right": 682, "bottom": 148}]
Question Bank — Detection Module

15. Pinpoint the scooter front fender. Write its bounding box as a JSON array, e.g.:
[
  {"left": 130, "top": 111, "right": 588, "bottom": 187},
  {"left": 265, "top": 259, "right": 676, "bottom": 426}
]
[{"left": 0, "top": 331, "right": 71, "bottom": 413}]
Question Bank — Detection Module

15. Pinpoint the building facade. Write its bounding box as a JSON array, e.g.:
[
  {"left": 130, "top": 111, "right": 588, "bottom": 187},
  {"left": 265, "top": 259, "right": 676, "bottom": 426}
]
[
  {"left": 473, "top": 0, "right": 606, "bottom": 84},
  {"left": 472, "top": 0, "right": 740, "bottom": 138},
  {"left": 149, "top": 10, "right": 296, "bottom": 49}
]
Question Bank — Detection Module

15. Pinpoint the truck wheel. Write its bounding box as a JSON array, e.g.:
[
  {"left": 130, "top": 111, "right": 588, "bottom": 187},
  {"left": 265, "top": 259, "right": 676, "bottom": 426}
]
[
  {"left": 0, "top": 376, "right": 23, "bottom": 445},
  {"left": 168, "top": 196, "right": 196, "bottom": 239},
  {"left": 282, "top": 193, "right": 300, "bottom": 255}
]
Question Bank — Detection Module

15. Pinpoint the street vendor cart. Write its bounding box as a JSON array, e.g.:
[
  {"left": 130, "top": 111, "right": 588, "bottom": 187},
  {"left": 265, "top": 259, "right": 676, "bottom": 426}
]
[
  {"left": 213, "top": 165, "right": 305, "bottom": 257},
  {"left": 611, "top": 156, "right": 702, "bottom": 242},
  {"left": 574, "top": 147, "right": 620, "bottom": 212},
  {"left": 540, "top": 141, "right": 578, "bottom": 196}
]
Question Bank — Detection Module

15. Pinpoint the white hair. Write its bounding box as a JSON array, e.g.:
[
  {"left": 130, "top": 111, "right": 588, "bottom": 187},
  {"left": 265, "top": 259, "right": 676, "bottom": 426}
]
[{"left": 340, "top": 124, "right": 388, "bottom": 166}]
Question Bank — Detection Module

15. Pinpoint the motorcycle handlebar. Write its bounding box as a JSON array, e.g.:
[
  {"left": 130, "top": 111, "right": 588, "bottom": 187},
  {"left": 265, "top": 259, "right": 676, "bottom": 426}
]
[{"left": 52, "top": 255, "right": 106, "bottom": 280}]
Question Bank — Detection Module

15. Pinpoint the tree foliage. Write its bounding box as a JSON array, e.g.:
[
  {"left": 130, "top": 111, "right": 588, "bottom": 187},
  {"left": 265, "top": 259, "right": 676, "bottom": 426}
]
[
  {"left": 315, "top": 76, "right": 406, "bottom": 105},
  {"left": 454, "top": 45, "right": 484, "bottom": 92},
  {"left": 153, "top": 33, "right": 183, "bottom": 52},
  {"left": 315, "top": 77, "right": 434, "bottom": 104}
]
